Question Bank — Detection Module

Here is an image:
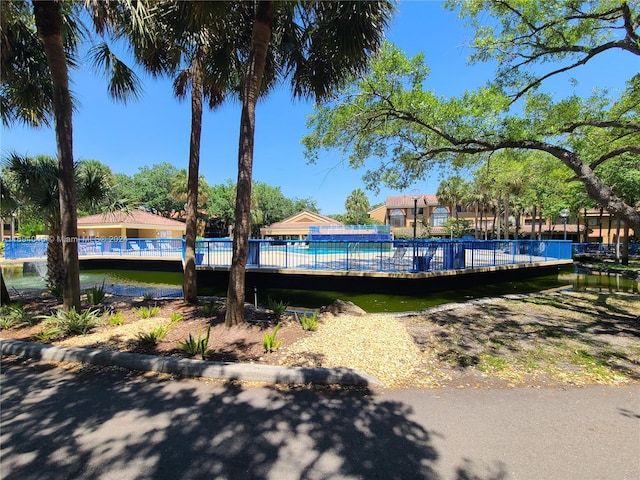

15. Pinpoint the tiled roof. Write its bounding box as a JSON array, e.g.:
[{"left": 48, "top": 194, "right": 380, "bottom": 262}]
[
  {"left": 267, "top": 209, "right": 343, "bottom": 228},
  {"left": 385, "top": 194, "right": 440, "bottom": 207},
  {"left": 78, "top": 209, "right": 186, "bottom": 228}
]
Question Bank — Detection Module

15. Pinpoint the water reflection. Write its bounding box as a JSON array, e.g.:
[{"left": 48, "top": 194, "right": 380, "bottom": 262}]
[
  {"left": 562, "top": 267, "right": 639, "bottom": 294},
  {"left": 2, "top": 265, "right": 637, "bottom": 312}
]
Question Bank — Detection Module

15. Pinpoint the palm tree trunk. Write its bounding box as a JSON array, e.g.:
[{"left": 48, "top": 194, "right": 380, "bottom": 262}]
[
  {"left": 1, "top": 270, "right": 10, "bottom": 305},
  {"left": 226, "top": 0, "right": 274, "bottom": 327},
  {"left": 47, "top": 222, "right": 65, "bottom": 293},
  {"left": 33, "top": 1, "right": 80, "bottom": 311},
  {"left": 183, "top": 57, "right": 204, "bottom": 304}
]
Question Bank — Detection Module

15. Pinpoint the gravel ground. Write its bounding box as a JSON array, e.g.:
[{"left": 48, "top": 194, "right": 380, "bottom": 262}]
[{"left": 2, "top": 290, "right": 639, "bottom": 389}]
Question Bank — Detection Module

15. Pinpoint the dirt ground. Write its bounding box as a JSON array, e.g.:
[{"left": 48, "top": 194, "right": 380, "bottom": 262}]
[{"left": 1, "top": 289, "right": 639, "bottom": 389}]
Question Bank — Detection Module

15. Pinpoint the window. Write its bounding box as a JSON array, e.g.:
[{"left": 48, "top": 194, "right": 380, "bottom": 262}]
[
  {"left": 410, "top": 208, "right": 424, "bottom": 215},
  {"left": 431, "top": 206, "right": 449, "bottom": 227},
  {"left": 389, "top": 209, "right": 405, "bottom": 228}
]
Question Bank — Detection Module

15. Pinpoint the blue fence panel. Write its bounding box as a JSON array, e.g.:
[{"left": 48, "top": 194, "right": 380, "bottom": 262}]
[
  {"left": 573, "top": 243, "right": 639, "bottom": 256},
  {"left": 5, "top": 237, "right": 572, "bottom": 273},
  {"left": 4, "top": 240, "right": 48, "bottom": 259}
]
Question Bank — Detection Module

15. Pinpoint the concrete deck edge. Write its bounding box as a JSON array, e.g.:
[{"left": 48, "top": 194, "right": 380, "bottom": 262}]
[{"left": 0, "top": 339, "right": 382, "bottom": 387}]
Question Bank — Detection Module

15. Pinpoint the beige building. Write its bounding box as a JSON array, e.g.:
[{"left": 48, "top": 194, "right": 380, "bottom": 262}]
[
  {"left": 370, "top": 194, "right": 451, "bottom": 237},
  {"left": 260, "top": 210, "right": 343, "bottom": 240},
  {"left": 77, "top": 209, "right": 186, "bottom": 240}
]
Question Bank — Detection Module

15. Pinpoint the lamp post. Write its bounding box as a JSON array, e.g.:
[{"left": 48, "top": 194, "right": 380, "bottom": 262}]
[
  {"left": 411, "top": 189, "right": 420, "bottom": 270},
  {"left": 560, "top": 208, "right": 570, "bottom": 241}
]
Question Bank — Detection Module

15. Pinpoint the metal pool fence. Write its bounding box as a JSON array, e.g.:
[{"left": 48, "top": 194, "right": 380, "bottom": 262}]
[{"left": 4, "top": 238, "right": 572, "bottom": 273}]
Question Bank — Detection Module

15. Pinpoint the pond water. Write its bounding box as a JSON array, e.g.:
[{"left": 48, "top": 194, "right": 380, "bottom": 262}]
[{"left": 2, "top": 265, "right": 637, "bottom": 313}]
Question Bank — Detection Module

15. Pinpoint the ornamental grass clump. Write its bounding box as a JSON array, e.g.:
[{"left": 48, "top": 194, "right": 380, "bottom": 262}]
[
  {"left": 177, "top": 325, "right": 213, "bottom": 359},
  {"left": 86, "top": 280, "right": 106, "bottom": 306},
  {"left": 134, "top": 305, "right": 161, "bottom": 319},
  {"left": 267, "top": 297, "right": 289, "bottom": 317},
  {"left": 136, "top": 315, "right": 181, "bottom": 346},
  {"left": 263, "top": 323, "right": 283, "bottom": 353},
  {"left": 37, "top": 308, "right": 101, "bottom": 340},
  {"left": 297, "top": 311, "right": 319, "bottom": 331},
  {"left": 201, "top": 299, "right": 221, "bottom": 316},
  {"left": 0, "top": 304, "right": 34, "bottom": 329},
  {"left": 137, "top": 324, "right": 171, "bottom": 345},
  {"left": 109, "top": 311, "right": 126, "bottom": 326}
]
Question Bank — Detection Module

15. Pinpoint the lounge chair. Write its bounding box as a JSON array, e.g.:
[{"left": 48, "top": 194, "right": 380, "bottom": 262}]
[
  {"left": 386, "top": 246, "right": 408, "bottom": 271},
  {"left": 127, "top": 241, "right": 141, "bottom": 255},
  {"left": 145, "top": 241, "right": 158, "bottom": 253}
]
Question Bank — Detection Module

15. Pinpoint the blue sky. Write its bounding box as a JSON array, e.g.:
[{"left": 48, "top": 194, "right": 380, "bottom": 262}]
[{"left": 0, "top": 1, "right": 633, "bottom": 215}]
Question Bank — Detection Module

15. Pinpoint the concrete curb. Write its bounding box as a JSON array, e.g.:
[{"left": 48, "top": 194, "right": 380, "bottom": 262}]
[{"left": 0, "top": 339, "right": 382, "bottom": 387}]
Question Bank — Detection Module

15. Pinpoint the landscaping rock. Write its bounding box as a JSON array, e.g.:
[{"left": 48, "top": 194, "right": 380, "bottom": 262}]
[{"left": 320, "top": 299, "right": 367, "bottom": 317}]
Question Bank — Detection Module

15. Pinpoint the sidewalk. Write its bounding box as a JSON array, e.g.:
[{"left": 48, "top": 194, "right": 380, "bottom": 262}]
[{"left": 2, "top": 355, "right": 638, "bottom": 480}]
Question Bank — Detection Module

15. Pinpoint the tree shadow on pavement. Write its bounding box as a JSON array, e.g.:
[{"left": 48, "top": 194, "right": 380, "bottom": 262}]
[{"left": 1, "top": 357, "right": 506, "bottom": 480}]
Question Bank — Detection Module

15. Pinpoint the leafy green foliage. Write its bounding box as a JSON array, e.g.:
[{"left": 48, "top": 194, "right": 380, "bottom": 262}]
[
  {"left": 136, "top": 314, "right": 181, "bottom": 345},
  {"left": 267, "top": 297, "right": 289, "bottom": 317},
  {"left": 136, "top": 323, "right": 172, "bottom": 345},
  {"left": 142, "top": 292, "right": 154, "bottom": 301},
  {"left": 113, "top": 163, "right": 184, "bottom": 217},
  {"left": 37, "top": 308, "right": 102, "bottom": 340},
  {"left": 303, "top": 35, "right": 640, "bottom": 233},
  {"left": 169, "top": 312, "right": 183, "bottom": 323},
  {"left": 201, "top": 299, "right": 221, "bottom": 316},
  {"left": 109, "top": 311, "right": 126, "bottom": 326},
  {"left": 134, "top": 305, "right": 161, "bottom": 319},
  {"left": 0, "top": 303, "right": 34, "bottom": 329},
  {"left": 297, "top": 311, "right": 319, "bottom": 331},
  {"left": 177, "top": 326, "right": 213, "bottom": 358},
  {"left": 86, "top": 280, "right": 106, "bottom": 306},
  {"left": 263, "top": 323, "right": 283, "bottom": 353}
]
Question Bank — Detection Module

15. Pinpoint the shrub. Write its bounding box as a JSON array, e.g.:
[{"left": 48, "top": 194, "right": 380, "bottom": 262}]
[
  {"left": 38, "top": 308, "right": 101, "bottom": 340},
  {"left": 142, "top": 292, "right": 154, "bottom": 301},
  {"left": 297, "top": 311, "right": 319, "bottom": 331},
  {"left": 178, "top": 325, "right": 213, "bottom": 359},
  {"left": 263, "top": 323, "right": 283, "bottom": 353},
  {"left": 134, "top": 305, "right": 161, "bottom": 319},
  {"left": 169, "top": 312, "right": 183, "bottom": 323},
  {"left": 136, "top": 323, "right": 172, "bottom": 345},
  {"left": 109, "top": 311, "right": 126, "bottom": 326},
  {"left": 202, "top": 299, "right": 221, "bottom": 316},
  {"left": 0, "top": 304, "right": 34, "bottom": 329},
  {"left": 86, "top": 280, "right": 106, "bottom": 306},
  {"left": 267, "top": 297, "right": 289, "bottom": 317}
]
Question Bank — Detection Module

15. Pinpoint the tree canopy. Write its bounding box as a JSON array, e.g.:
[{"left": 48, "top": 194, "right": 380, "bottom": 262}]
[{"left": 304, "top": 1, "right": 640, "bottom": 233}]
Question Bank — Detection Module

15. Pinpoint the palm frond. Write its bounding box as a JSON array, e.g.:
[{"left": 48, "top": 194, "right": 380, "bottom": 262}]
[{"left": 88, "top": 42, "right": 143, "bottom": 103}]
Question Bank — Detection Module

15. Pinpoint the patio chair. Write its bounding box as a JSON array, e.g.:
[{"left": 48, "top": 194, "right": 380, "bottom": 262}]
[
  {"left": 385, "top": 246, "right": 408, "bottom": 271},
  {"left": 145, "top": 240, "right": 158, "bottom": 253},
  {"left": 127, "top": 241, "right": 141, "bottom": 254}
]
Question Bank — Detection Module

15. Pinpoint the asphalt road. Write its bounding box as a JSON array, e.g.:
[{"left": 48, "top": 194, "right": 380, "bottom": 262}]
[{"left": 1, "top": 357, "right": 639, "bottom": 480}]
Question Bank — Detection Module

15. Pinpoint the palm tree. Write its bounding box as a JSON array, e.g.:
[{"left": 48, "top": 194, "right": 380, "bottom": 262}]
[
  {"left": 3, "top": 154, "right": 64, "bottom": 292},
  {"left": 3, "top": 154, "right": 117, "bottom": 295},
  {"left": 123, "top": 1, "right": 259, "bottom": 303},
  {"left": 3, "top": 1, "right": 145, "bottom": 310},
  {"left": 226, "top": 1, "right": 395, "bottom": 326},
  {"left": 1, "top": 177, "right": 20, "bottom": 304},
  {"left": 436, "top": 176, "right": 468, "bottom": 221},
  {"left": 345, "top": 188, "right": 371, "bottom": 224}
]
